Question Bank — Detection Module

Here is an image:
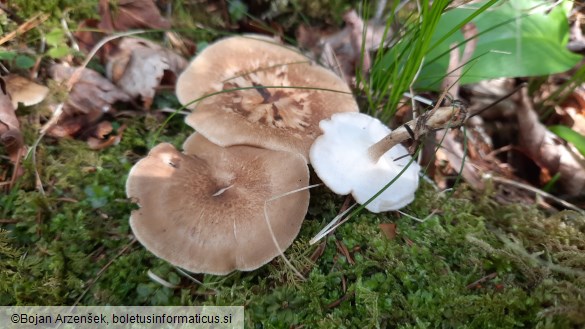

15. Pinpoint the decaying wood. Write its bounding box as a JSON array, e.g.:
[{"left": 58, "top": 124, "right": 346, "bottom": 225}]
[{"left": 517, "top": 89, "right": 585, "bottom": 196}]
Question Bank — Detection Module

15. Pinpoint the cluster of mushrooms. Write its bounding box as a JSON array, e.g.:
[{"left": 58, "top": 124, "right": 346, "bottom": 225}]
[{"left": 126, "top": 35, "right": 420, "bottom": 275}]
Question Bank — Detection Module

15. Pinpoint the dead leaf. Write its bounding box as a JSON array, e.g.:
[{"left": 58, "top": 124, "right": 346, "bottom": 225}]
[
  {"left": 0, "top": 76, "right": 26, "bottom": 174},
  {"left": 48, "top": 64, "right": 132, "bottom": 137},
  {"left": 379, "top": 223, "right": 397, "bottom": 240},
  {"left": 567, "top": 14, "right": 585, "bottom": 54},
  {"left": 297, "top": 10, "right": 389, "bottom": 84},
  {"left": 74, "top": 19, "right": 111, "bottom": 59},
  {"left": 165, "top": 31, "right": 197, "bottom": 58},
  {"left": 87, "top": 122, "right": 126, "bottom": 150},
  {"left": 438, "top": 130, "right": 485, "bottom": 190},
  {"left": 98, "top": 0, "right": 170, "bottom": 32},
  {"left": 106, "top": 37, "right": 187, "bottom": 109},
  {"left": 559, "top": 87, "right": 585, "bottom": 136},
  {"left": 442, "top": 23, "right": 478, "bottom": 97},
  {"left": 344, "top": 10, "right": 370, "bottom": 74},
  {"left": 517, "top": 89, "right": 585, "bottom": 196},
  {"left": 4, "top": 74, "right": 49, "bottom": 108},
  {"left": 0, "top": 79, "right": 20, "bottom": 131}
]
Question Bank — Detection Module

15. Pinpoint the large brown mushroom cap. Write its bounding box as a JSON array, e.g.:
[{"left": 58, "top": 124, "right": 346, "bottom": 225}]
[
  {"left": 126, "top": 136, "right": 310, "bottom": 274},
  {"left": 176, "top": 35, "right": 358, "bottom": 162}
]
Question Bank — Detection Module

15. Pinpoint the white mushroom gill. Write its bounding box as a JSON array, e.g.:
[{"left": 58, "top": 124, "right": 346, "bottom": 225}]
[{"left": 310, "top": 112, "right": 421, "bottom": 213}]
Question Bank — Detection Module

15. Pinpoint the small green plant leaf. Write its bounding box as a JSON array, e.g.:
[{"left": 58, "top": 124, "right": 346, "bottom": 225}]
[
  {"left": 84, "top": 185, "right": 112, "bottom": 209},
  {"left": 548, "top": 125, "right": 585, "bottom": 156},
  {"left": 47, "top": 45, "right": 71, "bottom": 59},
  {"left": 0, "top": 51, "right": 17, "bottom": 60},
  {"left": 228, "top": 0, "right": 248, "bottom": 22},
  {"left": 46, "top": 28, "right": 65, "bottom": 47},
  {"left": 14, "top": 54, "right": 36, "bottom": 69},
  {"left": 416, "top": 0, "right": 581, "bottom": 89}
]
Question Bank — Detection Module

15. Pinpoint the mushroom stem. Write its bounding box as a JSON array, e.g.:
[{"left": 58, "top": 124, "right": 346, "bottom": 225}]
[
  {"left": 367, "top": 125, "right": 411, "bottom": 162},
  {"left": 367, "top": 104, "right": 467, "bottom": 162}
]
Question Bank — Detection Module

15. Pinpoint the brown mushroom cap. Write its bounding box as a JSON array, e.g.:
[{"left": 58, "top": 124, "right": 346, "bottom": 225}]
[
  {"left": 126, "top": 135, "right": 310, "bottom": 274},
  {"left": 176, "top": 35, "right": 358, "bottom": 162}
]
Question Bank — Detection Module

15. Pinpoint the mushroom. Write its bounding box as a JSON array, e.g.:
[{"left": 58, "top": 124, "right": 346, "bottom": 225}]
[
  {"left": 4, "top": 74, "right": 49, "bottom": 108},
  {"left": 175, "top": 35, "right": 358, "bottom": 162},
  {"left": 309, "top": 112, "right": 421, "bottom": 213},
  {"left": 126, "top": 134, "right": 310, "bottom": 274}
]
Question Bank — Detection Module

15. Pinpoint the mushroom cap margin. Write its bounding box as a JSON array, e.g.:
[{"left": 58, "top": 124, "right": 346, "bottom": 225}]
[
  {"left": 126, "top": 140, "right": 310, "bottom": 274},
  {"left": 176, "top": 35, "right": 359, "bottom": 162}
]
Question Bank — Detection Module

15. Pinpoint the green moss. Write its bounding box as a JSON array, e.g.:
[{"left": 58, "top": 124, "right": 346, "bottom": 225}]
[
  {"left": 0, "top": 2, "right": 584, "bottom": 327},
  {"left": 2, "top": 124, "right": 585, "bottom": 327},
  {"left": 9, "top": 0, "right": 97, "bottom": 21}
]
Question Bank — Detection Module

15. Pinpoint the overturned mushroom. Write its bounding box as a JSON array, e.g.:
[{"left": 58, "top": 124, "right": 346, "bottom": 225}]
[
  {"left": 126, "top": 135, "right": 310, "bottom": 274},
  {"left": 176, "top": 35, "right": 358, "bottom": 162},
  {"left": 309, "top": 112, "right": 421, "bottom": 213}
]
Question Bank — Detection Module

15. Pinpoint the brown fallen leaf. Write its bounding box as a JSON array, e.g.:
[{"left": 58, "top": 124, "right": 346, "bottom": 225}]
[
  {"left": 379, "top": 223, "right": 397, "bottom": 240},
  {"left": 297, "top": 10, "right": 389, "bottom": 83},
  {"left": 4, "top": 74, "right": 49, "bottom": 108},
  {"left": 75, "top": 0, "right": 170, "bottom": 58},
  {"left": 559, "top": 87, "right": 585, "bottom": 136},
  {"left": 439, "top": 130, "right": 485, "bottom": 190},
  {"left": 441, "top": 23, "right": 478, "bottom": 97},
  {"left": 567, "top": 13, "right": 585, "bottom": 55},
  {"left": 48, "top": 64, "right": 132, "bottom": 137},
  {"left": 0, "top": 76, "right": 26, "bottom": 183},
  {"left": 87, "top": 121, "right": 127, "bottom": 150},
  {"left": 98, "top": 0, "right": 170, "bottom": 32},
  {"left": 344, "top": 10, "right": 370, "bottom": 75},
  {"left": 517, "top": 89, "right": 585, "bottom": 196},
  {"left": 74, "top": 19, "right": 111, "bottom": 59},
  {"left": 0, "top": 79, "right": 20, "bottom": 132},
  {"left": 106, "top": 37, "right": 188, "bottom": 109}
]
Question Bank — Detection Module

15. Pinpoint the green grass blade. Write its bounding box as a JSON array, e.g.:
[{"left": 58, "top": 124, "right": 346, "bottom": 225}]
[{"left": 548, "top": 125, "right": 585, "bottom": 157}]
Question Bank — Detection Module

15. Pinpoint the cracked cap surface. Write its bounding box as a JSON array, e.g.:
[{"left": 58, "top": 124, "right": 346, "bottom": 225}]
[{"left": 176, "top": 35, "right": 358, "bottom": 162}]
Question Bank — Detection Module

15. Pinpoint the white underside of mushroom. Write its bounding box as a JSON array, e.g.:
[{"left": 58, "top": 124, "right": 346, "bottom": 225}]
[{"left": 309, "top": 112, "right": 421, "bottom": 213}]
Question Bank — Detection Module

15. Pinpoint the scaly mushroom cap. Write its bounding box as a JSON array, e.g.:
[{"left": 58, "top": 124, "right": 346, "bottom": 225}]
[
  {"left": 126, "top": 136, "right": 310, "bottom": 274},
  {"left": 176, "top": 35, "right": 358, "bottom": 162},
  {"left": 309, "top": 112, "right": 421, "bottom": 213}
]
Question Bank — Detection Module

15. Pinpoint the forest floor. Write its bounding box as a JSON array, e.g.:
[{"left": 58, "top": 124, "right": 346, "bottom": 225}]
[{"left": 1, "top": 0, "right": 585, "bottom": 328}]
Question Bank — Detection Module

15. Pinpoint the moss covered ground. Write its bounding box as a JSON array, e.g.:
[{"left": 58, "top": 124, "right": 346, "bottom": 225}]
[
  {"left": 1, "top": 113, "right": 584, "bottom": 327},
  {"left": 1, "top": 0, "right": 585, "bottom": 327}
]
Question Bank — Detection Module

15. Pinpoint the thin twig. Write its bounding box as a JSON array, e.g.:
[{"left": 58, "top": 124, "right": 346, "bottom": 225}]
[
  {"left": 484, "top": 174, "right": 585, "bottom": 214},
  {"left": 61, "top": 15, "right": 80, "bottom": 52},
  {"left": 466, "top": 272, "right": 497, "bottom": 289},
  {"left": 368, "top": 103, "right": 467, "bottom": 161},
  {"left": 0, "top": 13, "right": 49, "bottom": 46},
  {"left": 326, "top": 292, "right": 354, "bottom": 309}
]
